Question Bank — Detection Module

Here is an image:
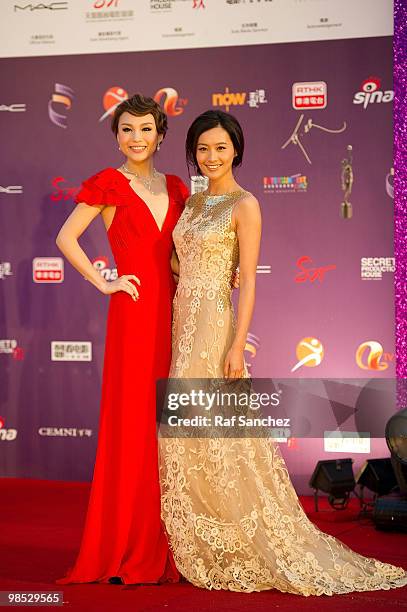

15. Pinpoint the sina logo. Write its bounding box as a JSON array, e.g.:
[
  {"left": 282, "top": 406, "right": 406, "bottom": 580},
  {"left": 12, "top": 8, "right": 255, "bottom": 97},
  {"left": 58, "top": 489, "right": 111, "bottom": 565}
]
[
  {"left": 153, "top": 88, "right": 187, "bottom": 116},
  {"left": 92, "top": 256, "right": 118, "bottom": 281},
  {"left": 353, "top": 77, "right": 393, "bottom": 109}
]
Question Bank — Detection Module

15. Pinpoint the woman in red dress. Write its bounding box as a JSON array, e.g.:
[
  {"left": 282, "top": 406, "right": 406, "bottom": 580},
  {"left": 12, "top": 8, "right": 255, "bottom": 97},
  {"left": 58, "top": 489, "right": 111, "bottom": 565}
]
[{"left": 55, "top": 94, "right": 188, "bottom": 585}]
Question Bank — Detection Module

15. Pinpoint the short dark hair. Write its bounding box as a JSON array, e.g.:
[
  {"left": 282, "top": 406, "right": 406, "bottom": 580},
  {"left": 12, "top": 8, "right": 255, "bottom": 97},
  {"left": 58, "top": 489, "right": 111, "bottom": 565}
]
[
  {"left": 111, "top": 93, "right": 168, "bottom": 137},
  {"left": 185, "top": 110, "right": 244, "bottom": 175}
]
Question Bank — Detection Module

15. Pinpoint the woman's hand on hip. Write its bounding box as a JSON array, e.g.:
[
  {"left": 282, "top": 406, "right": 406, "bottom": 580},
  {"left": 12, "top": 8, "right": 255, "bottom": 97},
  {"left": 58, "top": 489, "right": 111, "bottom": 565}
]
[{"left": 102, "top": 274, "right": 141, "bottom": 301}]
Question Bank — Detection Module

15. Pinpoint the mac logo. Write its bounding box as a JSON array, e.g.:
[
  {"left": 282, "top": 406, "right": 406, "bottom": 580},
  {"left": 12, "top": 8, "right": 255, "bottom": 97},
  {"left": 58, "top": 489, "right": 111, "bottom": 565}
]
[{"left": 14, "top": 2, "right": 68, "bottom": 11}]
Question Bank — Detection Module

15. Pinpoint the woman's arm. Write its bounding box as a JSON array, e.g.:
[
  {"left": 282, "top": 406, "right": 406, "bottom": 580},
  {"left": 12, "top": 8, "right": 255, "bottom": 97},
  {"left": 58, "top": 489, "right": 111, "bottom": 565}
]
[
  {"left": 170, "top": 248, "right": 180, "bottom": 283},
  {"left": 56, "top": 203, "right": 140, "bottom": 300},
  {"left": 224, "top": 194, "right": 262, "bottom": 378}
]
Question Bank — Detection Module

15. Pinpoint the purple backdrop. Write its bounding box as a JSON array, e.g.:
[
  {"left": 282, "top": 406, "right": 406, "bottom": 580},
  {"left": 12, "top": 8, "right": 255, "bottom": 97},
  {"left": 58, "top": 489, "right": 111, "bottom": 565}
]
[{"left": 0, "top": 36, "right": 394, "bottom": 493}]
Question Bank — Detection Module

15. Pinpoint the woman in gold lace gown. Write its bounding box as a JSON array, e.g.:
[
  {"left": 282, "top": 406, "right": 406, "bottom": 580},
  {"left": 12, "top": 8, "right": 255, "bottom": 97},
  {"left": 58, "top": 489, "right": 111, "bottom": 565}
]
[{"left": 159, "top": 110, "right": 407, "bottom": 595}]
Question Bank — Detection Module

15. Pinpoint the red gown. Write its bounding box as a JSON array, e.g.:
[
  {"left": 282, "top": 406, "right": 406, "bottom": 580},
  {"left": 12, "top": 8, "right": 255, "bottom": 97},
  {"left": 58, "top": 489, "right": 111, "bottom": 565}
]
[{"left": 57, "top": 168, "right": 188, "bottom": 584}]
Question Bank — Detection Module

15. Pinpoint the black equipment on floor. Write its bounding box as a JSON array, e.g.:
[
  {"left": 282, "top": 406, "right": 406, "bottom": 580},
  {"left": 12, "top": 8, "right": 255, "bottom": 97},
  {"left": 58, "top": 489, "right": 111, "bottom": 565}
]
[{"left": 309, "top": 458, "right": 355, "bottom": 511}]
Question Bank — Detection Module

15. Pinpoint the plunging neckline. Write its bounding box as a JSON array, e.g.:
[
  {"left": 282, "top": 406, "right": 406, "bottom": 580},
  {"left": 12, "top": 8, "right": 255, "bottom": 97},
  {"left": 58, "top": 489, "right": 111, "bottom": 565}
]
[{"left": 113, "top": 168, "right": 170, "bottom": 233}]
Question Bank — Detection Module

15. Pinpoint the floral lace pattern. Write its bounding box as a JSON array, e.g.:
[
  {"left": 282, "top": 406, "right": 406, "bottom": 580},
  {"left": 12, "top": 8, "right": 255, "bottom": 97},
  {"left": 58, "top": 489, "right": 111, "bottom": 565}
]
[{"left": 159, "top": 192, "right": 407, "bottom": 594}]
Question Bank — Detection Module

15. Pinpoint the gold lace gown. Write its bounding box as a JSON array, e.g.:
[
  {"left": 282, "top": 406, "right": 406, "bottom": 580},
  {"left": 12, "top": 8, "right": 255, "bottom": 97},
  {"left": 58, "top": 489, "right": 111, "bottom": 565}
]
[{"left": 158, "top": 190, "right": 407, "bottom": 595}]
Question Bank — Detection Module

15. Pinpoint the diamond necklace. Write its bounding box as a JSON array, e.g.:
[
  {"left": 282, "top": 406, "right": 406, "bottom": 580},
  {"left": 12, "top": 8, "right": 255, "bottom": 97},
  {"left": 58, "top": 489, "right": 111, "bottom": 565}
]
[{"left": 121, "top": 164, "right": 159, "bottom": 194}]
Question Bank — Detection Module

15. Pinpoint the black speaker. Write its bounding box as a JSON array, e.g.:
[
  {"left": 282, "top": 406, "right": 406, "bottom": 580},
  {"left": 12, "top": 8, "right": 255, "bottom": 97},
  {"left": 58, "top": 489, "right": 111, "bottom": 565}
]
[
  {"left": 373, "top": 494, "right": 407, "bottom": 532},
  {"left": 391, "top": 456, "right": 407, "bottom": 494},
  {"left": 309, "top": 459, "right": 355, "bottom": 511},
  {"left": 355, "top": 458, "right": 398, "bottom": 496}
]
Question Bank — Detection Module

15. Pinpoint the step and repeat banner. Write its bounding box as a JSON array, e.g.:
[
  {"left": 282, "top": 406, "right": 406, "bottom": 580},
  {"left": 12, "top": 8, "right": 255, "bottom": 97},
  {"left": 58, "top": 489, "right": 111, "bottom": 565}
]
[
  {"left": 0, "top": 1, "right": 395, "bottom": 493},
  {"left": 0, "top": 0, "right": 392, "bottom": 58}
]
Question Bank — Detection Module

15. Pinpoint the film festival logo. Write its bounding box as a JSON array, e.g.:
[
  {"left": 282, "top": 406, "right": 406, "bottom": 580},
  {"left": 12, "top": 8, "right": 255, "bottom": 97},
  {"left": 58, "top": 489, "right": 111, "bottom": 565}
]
[
  {"left": 355, "top": 341, "right": 394, "bottom": 371},
  {"left": 291, "top": 337, "right": 324, "bottom": 373},
  {"left": 99, "top": 86, "right": 186, "bottom": 122},
  {"left": 14, "top": 2, "right": 68, "bottom": 11},
  {"left": 212, "top": 87, "right": 267, "bottom": 112},
  {"left": 48, "top": 83, "right": 74, "bottom": 128},
  {"left": 294, "top": 256, "right": 336, "bottom": 283},
  {"left": 281, "top": 114, "right": 346, "bottom": 165},
  {"left": 0, "top": 417, "right": 18, "bottom": 442},
  {"left": 353, "top": 77, "right": 393, "bottom": 110}
]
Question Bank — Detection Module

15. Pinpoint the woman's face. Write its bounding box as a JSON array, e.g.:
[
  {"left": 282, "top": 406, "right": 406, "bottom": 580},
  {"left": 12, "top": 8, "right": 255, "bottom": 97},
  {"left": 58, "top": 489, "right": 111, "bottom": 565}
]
[
  {"left": 195, "top": 125, "right": 236, "bottom": 181},
  {"left": 117, "top": 111, "right": 162, "bottom": 164}
]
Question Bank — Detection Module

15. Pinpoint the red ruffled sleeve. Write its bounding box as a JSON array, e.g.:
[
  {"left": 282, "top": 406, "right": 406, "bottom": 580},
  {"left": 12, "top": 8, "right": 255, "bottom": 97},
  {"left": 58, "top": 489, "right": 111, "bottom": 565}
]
[
  {"left": 178, "top": 177, "right": 190, "bottom": 204},
  {"left": 75, "top": 168, "right": 131, "bottom": 207},
  {"left": 168, "top": 175, "right": 189, "bottom": 205}
]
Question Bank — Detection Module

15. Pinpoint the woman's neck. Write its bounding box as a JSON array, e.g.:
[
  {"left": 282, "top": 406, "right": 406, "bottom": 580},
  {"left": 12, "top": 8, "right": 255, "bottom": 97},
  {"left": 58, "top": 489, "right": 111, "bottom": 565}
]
[
  {"left": 123, "top": 158, "right": 155, "bottom": 178},
  {"left": 206, "top": 176, "right": 240, "bottom": 196}
]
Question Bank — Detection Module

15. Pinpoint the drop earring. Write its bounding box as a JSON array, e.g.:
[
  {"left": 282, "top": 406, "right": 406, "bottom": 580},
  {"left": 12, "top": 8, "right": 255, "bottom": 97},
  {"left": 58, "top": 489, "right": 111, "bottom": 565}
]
[{"left": 157, "top": 142, "right": 161, "bottom": 151}]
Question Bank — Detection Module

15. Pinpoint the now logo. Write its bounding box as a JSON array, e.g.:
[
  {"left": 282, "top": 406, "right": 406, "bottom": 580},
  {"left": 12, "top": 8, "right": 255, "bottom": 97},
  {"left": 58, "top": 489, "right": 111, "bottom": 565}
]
[{"left": 212, "top": 87, "right": 246, "bottom": 112}]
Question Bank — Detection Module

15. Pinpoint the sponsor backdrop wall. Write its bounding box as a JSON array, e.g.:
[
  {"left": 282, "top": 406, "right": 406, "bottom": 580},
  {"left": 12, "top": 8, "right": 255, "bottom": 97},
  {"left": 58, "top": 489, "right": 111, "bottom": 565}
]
[{"left": 0, "top": 1, "right": 395, "bottom": 493}]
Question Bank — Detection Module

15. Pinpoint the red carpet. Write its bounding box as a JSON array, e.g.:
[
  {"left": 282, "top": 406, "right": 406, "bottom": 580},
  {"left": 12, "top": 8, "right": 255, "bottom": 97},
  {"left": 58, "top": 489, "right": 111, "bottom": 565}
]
[{"left": 0, "top": 478, "right": 406, "bottom": 611}]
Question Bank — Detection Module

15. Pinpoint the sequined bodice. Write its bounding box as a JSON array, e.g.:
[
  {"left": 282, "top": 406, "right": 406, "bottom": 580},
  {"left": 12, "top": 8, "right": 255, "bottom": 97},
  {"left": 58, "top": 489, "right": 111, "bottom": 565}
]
[{"left": 173, "top": 191, "right": 245, "bottom": 305}]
